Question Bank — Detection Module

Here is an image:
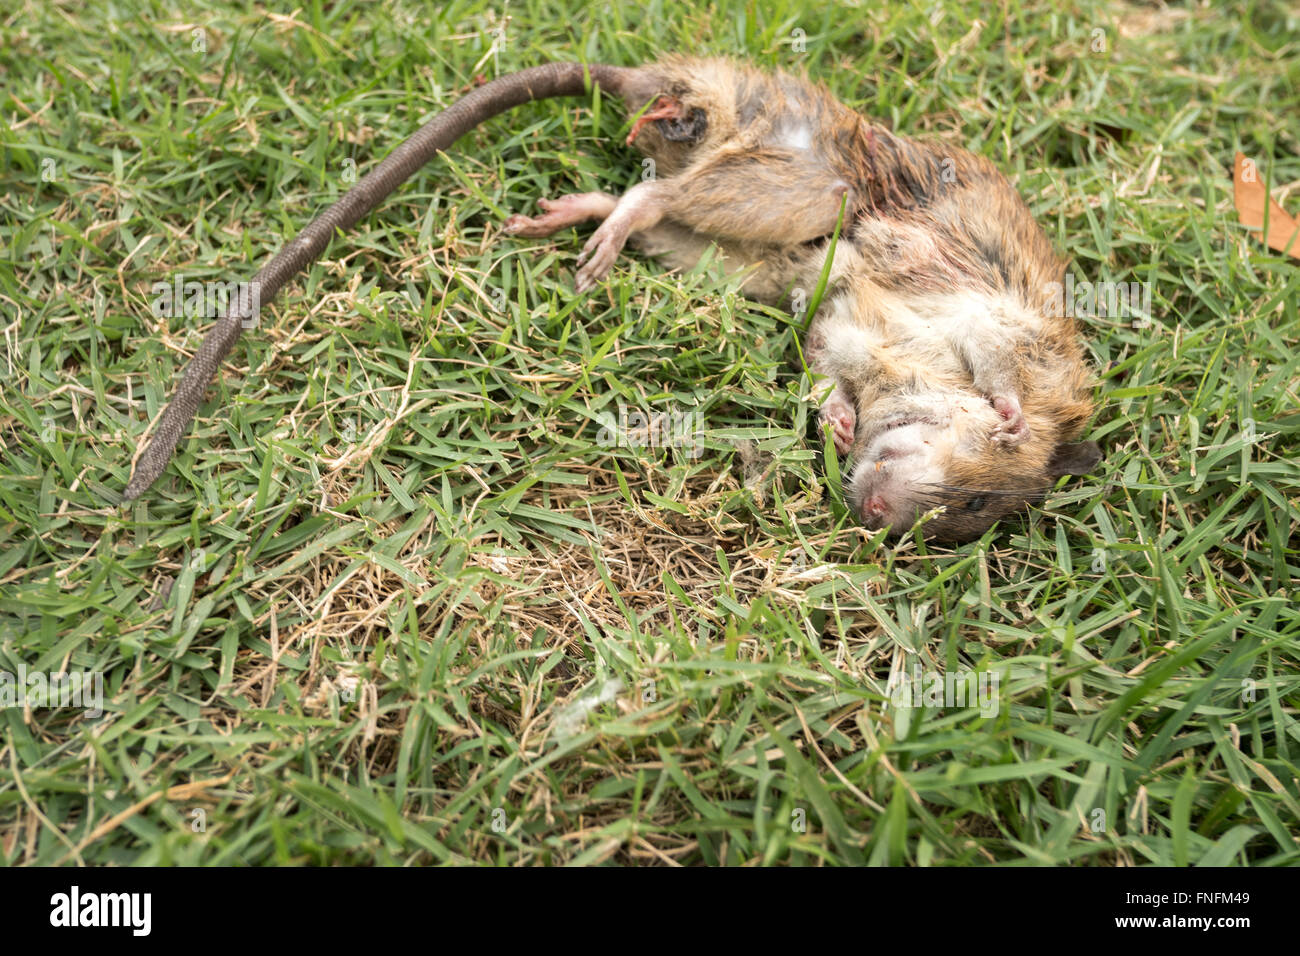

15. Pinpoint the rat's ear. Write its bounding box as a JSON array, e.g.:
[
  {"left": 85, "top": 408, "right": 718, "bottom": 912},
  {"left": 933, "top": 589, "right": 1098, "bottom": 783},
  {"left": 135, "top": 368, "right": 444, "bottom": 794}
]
[{"left": 1047, "top": 440, "right": 1102, "bottom": 478}]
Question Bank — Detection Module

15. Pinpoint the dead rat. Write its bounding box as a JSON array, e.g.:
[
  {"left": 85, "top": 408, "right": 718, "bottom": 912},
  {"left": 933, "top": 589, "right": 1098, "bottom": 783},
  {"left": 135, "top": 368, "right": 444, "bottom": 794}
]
[{"left": 123, "top": 56, "right": 1101, "bottom": 541}]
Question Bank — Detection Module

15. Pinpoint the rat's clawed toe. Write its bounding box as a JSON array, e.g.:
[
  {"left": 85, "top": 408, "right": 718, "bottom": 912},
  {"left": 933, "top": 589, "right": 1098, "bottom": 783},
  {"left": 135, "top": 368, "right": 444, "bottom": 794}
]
[
  {"left": 502, "top": 202, "right": 562, "bottom": 238},
  {"left": 574, "top": 218, "right": 630, "bottom": 291},
  {"left": 820, "top": 389, "right": 856, "bottom": 456},
  {"left": 989, "top": 394, "right": 1031, "bottom": 446},
  {"left": 502, "top": 213, "right": 546, "bottom": 237}
]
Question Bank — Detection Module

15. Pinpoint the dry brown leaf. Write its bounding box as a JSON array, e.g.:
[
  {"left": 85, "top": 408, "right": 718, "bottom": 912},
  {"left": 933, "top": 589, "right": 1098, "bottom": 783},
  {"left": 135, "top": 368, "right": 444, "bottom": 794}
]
[{"left": 1234, "top": 152, "right": 1300, "bottom": 261}]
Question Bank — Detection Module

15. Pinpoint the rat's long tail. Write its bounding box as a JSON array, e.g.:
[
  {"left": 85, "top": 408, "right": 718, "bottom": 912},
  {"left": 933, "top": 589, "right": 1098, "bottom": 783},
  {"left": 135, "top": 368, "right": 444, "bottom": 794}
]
[{"left": 123, "top": 62, "right": 631, "bottom": 501}]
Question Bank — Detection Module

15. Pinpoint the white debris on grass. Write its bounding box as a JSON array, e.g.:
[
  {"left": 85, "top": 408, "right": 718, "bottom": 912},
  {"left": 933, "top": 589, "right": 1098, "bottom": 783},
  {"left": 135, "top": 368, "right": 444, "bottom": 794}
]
[{"left": 552, "top": 677, "right": 624, "bottom": 744}]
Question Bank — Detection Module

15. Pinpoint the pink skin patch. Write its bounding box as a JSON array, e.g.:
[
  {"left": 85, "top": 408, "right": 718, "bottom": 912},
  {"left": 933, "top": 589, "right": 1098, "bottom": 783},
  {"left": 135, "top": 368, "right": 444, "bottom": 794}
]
[
  {"left": 626, "top": 96, "right": 683, "bottom": 145},
  {"left": 990, "top": 394, "right": 1030, "bottom": 445},
  {"left": 860, "top": 493, "right": 888, "bottom": 525}
]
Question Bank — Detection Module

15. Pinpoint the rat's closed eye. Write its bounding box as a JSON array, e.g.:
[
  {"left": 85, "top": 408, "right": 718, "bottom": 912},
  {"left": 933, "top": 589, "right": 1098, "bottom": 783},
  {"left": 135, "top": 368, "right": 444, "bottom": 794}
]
[{"left": 965, "top": 496, "right": 986, "bottom": 512}]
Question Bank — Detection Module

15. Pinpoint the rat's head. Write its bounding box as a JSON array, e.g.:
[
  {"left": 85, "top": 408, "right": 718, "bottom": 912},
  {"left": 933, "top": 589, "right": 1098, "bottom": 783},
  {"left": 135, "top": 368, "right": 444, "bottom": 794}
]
[{"left": 843, "top": 392, "right": 1101, "bottom": 542}]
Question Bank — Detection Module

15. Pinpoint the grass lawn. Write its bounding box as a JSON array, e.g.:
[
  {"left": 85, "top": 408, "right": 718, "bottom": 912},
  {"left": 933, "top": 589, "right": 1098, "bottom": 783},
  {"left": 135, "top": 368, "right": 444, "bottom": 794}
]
[{"left": 1, "top": 0, "right": 1297, "bottom": 866}]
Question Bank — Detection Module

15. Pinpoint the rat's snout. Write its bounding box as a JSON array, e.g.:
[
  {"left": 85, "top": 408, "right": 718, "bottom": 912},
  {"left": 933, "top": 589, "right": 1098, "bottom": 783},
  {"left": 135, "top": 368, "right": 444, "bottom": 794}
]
[
  {"left": 845, "top": 415, "right": 958, "bottom": 534},
  {"left": 846, "top": 448, "right": 930, "bottom": 534},
  {"left": 859, "top": 492, "right": 890, "bottom": 529}
]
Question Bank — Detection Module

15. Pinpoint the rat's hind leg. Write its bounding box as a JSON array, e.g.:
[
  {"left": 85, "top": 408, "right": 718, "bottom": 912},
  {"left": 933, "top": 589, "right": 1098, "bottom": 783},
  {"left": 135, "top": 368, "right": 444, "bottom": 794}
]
[
  {"left": 503, "top": 192, "right": 618, "bottom": 238},
  {"left": 572, "top": 147, "right": 851, "bottom": 291},
  {"left": 575, "top": 180, "right": 673, "bottom": 290},
  {"left": 502, "top": 180, "right": 675, "bottom": 291},
  {"left": 505, "top": 187, "right": 753, "bottom": 289}
]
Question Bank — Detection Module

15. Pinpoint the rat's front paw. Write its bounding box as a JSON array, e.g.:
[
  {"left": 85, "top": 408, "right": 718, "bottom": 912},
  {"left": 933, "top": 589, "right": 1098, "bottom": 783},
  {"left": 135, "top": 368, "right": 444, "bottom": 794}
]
[
  {"left": 820, "top": 389, "right": 856, "bottom": 456},
  {"left": 989, "top": 394, "right": 1031, "bottom": 446}
]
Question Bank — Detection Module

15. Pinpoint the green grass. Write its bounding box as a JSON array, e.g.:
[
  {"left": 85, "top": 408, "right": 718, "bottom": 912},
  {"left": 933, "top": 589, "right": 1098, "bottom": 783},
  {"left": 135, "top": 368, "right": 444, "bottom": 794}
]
[{"left": 1, "top": 0, "right": 1297, "bottom": 865}]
